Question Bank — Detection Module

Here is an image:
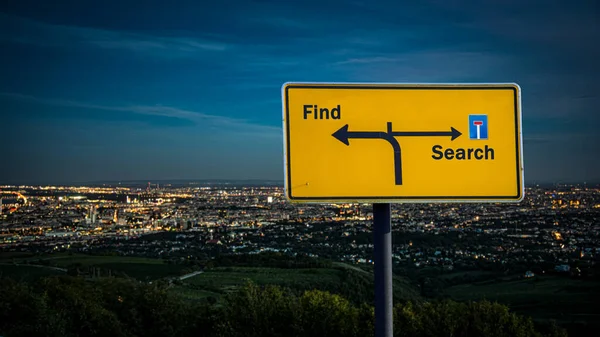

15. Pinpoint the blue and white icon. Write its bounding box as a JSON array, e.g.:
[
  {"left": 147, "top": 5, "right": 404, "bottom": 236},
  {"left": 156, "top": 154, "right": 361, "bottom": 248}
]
[{"left": 469, "top": 115, "right": 488, "bottom": 140}]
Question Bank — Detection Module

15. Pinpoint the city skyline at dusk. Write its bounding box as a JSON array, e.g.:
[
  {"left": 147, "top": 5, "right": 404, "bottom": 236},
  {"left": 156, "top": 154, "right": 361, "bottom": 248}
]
[{"left": 1, "top": 0, "right": 599, "bottom": 184}]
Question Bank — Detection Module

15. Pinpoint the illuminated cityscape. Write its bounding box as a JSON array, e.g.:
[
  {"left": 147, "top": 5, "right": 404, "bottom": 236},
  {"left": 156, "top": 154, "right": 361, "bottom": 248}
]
[{"left": 2, "top": 183, "right": 598, "bottom": 275}]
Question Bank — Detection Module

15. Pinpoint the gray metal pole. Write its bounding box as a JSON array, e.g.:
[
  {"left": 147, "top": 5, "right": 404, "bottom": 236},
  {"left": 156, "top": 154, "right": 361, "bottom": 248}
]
[{"left": 373, "top": 203, "right": 393, "bottom": 337}]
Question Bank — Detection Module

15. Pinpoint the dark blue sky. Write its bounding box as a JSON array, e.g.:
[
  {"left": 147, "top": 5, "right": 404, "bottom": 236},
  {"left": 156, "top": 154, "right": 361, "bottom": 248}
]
[{"left": 1, "top": 0, "right": 598, "bottom": 184}]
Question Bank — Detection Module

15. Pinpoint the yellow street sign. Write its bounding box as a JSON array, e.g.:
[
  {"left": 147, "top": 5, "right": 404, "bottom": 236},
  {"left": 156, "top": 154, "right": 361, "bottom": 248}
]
[{"left": 282, "top": 83, "right": 524, "bottom": 203}]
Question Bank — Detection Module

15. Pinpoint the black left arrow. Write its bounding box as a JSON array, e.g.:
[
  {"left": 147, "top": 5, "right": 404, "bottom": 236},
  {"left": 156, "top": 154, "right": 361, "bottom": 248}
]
[{"left": 331, "top": 122, "right": 462, "bottom": 185}]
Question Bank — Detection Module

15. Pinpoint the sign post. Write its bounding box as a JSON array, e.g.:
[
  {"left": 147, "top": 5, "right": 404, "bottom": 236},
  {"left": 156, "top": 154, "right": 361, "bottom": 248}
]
[
  {"left": 282, "top": 82, "right": 524, "bottom": 337},
  {"left": 373, "top": 203, "right": 393, "bottom": 337}
]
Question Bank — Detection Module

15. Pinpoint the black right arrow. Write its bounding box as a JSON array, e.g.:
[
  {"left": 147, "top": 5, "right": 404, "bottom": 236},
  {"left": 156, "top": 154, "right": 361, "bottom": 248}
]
[
  {"left": 332, "top": 122, "right": 463, "bottom": 185},
  {"left": 391, "top": 127, "right": 462, "bottom": 141}
]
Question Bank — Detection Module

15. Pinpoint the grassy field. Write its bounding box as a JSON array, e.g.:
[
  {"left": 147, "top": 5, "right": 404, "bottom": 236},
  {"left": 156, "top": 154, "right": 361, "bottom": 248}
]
[
  {"left": 170, "top": 267, "right": 346, "bottom": 303},
  {"left": 90, "top": 262, "right": 187, "bottom": 280},
  {"left": 187, "top": 267, "right": 342, "bottom": 288},
  {"left": 0, "top": 252, "right": 36, "bottom": 260},
  {"left": 0, "top": 264, "right": 64, "bottom": 281},
  {"left": 446, "top": 275, "right": 600, "bottom": 325},
  {"left": 170, "top": 285, "right": 223, "bottom": 302},
  {"left": 0, "top": 253, "right": 188, "bottom": 281},
  {"left": 332, "top": 262, "right": 370, "bottom": 274},
  {"left": 438, "top": 270, "right": 500, "bottom": 281},
  {"left": 1, "top": 252, "right": 163, "bottom": 264},
  {"left": 38, "top": 254, "right": 165, "bottom": 266}
]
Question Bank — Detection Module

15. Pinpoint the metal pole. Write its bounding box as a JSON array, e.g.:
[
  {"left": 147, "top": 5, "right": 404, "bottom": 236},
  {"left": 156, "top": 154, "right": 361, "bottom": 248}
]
[{"left": 373, "top": 203, "right": 393, "bottom": 337}]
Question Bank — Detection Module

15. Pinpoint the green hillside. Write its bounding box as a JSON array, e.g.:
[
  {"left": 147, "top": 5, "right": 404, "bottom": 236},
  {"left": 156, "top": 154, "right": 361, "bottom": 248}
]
[
  {"left": 0, "top": 275, "right": 565, "bottom": 337},
  {"left": 173, "top": 263, "right": 422, "bottom": 306}
]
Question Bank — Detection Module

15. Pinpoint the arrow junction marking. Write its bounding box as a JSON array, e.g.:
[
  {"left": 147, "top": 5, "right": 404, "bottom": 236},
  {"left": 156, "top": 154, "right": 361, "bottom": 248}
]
[{"left": 332, "top": 122, "right": 462, "bottom": 185}]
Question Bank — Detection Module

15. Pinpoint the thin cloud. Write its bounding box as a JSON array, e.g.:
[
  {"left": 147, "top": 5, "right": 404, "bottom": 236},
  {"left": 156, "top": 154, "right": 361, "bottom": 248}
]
[
  {"left": 333, "top": 50, "right": 512, "bottom": 82},
  {"left": 335, "top": 57, "right": 398, "bottom": 65},
  {"left": 0, "top": 92, "right": 280, "bottom": 135},
  {"left": 0, "top": 13, "right": 230, "bottom": 56}
]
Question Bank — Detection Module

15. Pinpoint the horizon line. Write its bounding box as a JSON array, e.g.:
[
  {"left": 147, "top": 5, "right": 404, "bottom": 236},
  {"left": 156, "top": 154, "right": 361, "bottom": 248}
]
[{"left": 1, "top": 179, "right": 599, "bottom": 187}]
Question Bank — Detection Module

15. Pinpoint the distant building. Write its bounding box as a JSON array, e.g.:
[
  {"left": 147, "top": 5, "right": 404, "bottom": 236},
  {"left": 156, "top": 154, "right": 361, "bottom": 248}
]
[
  {"left": 524, "top": 271, "right": 535, "bottom": 278},
  {"left": 86, "top": 205, "right": 98, "bottom": 225},
  {"left": 0, "top": 196, "right": 20, "bottom": 206}
]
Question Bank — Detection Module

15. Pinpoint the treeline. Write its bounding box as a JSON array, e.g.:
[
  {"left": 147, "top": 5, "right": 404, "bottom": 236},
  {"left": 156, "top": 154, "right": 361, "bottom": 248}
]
[{"left": 0, "top": 275, "right": 566, "bottom": 337}]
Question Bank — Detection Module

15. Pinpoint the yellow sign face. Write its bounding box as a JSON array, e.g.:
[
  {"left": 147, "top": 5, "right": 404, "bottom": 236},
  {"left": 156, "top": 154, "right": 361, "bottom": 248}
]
[{"left": 282, "top": 83, "right": 524, "bottom": 203}]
